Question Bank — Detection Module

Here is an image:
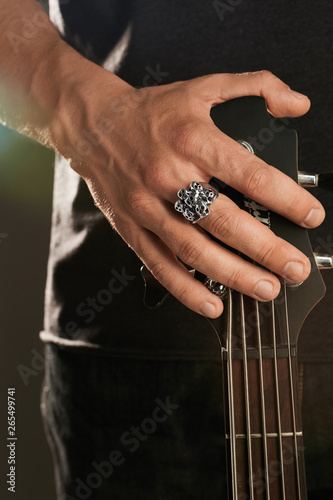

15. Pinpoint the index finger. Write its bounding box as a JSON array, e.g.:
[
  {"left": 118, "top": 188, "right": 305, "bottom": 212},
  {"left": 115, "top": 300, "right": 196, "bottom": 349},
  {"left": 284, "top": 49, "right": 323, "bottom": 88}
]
[{"left": 197, "top": 127, "right": 325, "bottom": 229}]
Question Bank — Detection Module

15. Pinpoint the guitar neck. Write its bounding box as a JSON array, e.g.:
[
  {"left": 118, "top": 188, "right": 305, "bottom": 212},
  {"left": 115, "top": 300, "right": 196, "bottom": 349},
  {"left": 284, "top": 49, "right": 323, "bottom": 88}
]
[
  {"left": 220, "top": 290, "right": 307, "bottom": 500},
  {"left": 207, "top": 97, "right": 326, "bottom": 500}
]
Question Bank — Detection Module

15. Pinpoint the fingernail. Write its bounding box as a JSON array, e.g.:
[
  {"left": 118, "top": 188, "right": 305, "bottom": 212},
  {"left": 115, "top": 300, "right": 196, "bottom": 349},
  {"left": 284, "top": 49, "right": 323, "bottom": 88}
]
[
  {"left": 199, "top": 301, "right": 217, "bottom": 318},
  {"left": 282, "top": 261, "right": 304, "bottom": 283},
  {"left": 302, "top": 208, "right": 325, "bottom": 228},
  {"left": 289, "top": 88, "right": 308, "bottom": 100},
  {"left": 253, "top": 280, "right": 274, "bottom": 301}
]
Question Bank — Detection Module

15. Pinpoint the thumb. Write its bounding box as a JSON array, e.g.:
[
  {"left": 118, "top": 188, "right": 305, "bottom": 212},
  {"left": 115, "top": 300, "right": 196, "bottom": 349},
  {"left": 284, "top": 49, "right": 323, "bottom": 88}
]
[{"left": 195, "top": 70, "right": 311, "bottom": 118}]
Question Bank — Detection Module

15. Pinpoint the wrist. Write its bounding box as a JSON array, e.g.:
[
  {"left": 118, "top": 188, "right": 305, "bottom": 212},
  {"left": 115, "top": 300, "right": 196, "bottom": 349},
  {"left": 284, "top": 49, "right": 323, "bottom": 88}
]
[{"left": 47, "top": 40, "right": 131, "bottom": 156}]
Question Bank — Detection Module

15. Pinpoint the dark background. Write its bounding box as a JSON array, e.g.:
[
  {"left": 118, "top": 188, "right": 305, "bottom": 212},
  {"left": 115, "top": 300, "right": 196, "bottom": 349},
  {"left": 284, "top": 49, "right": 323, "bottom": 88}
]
[{"left": 0, "top": 125, "right": 57, "bottom": 500}]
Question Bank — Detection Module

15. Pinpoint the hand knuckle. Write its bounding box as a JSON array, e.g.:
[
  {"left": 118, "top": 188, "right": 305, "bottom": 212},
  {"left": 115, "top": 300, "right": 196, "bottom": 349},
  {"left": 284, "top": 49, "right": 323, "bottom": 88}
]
[
  {"left": 286, "top": 192, "right": 304, "bottom": 219},
  {"left": 209, "top": 208, "right": 238, "bottom": 240},
  {"left": 225, "top": 267, "right": 243, "bottom": 290},
  {"left": 177, "top": 286, "right": 191, "bottom": 306},
  {"left": 259, "top": 69, "right": 274, "bottom": 82},
  {"left": 245, "top": 165, "right": 268, "bottom": 198},
  {"left": 178, "top": 239, "right": 203, "bottom": 267},
  {"left": 173, "top": 121, "right": 201, "bottom": 159},
  {"left": 149, "top": 261, "right": 173, "bottom": 288},
  {"left": 255, "top": 239, "right": 277, "bottom": 266},
  {"left": 142, "top": 160, "right": 167, "bottom": 190},
  {"left": 127, "top": 190, "right": 153, "bottom": 218}
]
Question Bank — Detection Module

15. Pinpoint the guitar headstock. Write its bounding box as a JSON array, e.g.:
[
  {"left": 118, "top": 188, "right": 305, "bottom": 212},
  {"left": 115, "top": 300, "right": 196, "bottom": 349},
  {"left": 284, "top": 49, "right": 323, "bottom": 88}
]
[{"left": 210, "top": 96, "right": 326, "bottom": 347}]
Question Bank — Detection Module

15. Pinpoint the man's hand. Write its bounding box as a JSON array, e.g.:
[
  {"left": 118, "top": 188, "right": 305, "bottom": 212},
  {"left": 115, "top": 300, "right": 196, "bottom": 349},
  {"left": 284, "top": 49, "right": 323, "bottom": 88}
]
[{"left": 52, "top": 69, "right": 325, "bottom": 318}]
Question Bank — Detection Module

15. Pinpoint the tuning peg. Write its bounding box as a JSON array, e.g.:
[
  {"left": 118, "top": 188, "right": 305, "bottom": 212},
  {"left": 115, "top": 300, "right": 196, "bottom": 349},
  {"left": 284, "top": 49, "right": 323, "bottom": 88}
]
[
  {"left": 298, "top": 172, "right": 318, "bottom": 187},
  {"left": 204, "top": 277, "right": 228, "bottom": 299},
  {"left": 314, "top": 253, "right": 333, "bottom": 270},
  {"left": 298, "top": 171, "right": 333, "bottom": 192}
]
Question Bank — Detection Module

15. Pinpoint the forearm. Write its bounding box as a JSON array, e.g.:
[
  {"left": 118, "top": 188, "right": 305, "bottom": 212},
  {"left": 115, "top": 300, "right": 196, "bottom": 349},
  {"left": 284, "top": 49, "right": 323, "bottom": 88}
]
[{"left": 0, "top": 0, "right": 128, "bottom": 149}]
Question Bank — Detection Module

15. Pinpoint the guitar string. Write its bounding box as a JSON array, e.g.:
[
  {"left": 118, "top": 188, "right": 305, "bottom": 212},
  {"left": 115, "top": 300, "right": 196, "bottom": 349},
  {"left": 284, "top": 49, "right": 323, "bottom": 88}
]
[
  {"left": 205, "top": 317, "right": 233, "bottom": 499},
  {"left": 240, "top": 293, "right": 254, "bottom": 500},
  {"left": 255, "top": 299, "right": 270, "bottom": 500},
  {"left": 227, "top": 288, "right": 238, "bottom": 500},
  {"left": 221, "top": 343, "right": 232, "bottom": 500},
  {"left": 283, "top": 281, "right": 302, "bottom": 498},
  {"left": 272, "top": 298, "right": 286, "bottom": 500}
]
